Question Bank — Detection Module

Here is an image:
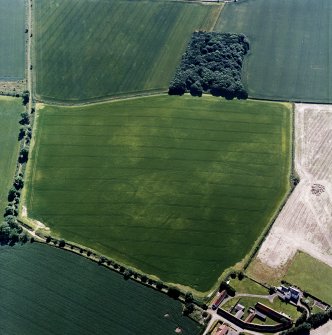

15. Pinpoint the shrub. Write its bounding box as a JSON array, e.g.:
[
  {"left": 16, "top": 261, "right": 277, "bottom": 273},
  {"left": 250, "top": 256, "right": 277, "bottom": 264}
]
[
  {"left": 167, "top": 287, "right": 181, "bottom": 299},
  {"left": 22, "top": 91, "right": 29, "bottom": 106},
  {"left": 58, "top": 240, "right": 66, "bottom": 248},
  {"left": 18, "top": 147, "right": 29, "bottom": 163}
]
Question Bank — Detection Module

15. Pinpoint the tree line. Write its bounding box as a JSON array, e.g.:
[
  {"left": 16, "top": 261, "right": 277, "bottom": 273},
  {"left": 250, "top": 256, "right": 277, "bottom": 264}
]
[
  {"left": 169, "top": 32, "right": 249, "bottom": 99},
  {"left": 0, "top": 107, "right": 32, "bottom": 246}
]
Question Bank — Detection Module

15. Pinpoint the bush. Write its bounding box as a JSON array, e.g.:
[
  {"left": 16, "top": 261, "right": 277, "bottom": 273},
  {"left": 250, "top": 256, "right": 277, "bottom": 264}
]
[
  {"left": 167, "top": 287, "right": 181, "bottom": 299},
  {"left": 14, "top": 176, "right": 24, "bottom": 190},
  {"left": 219, "top": 281, "right": 236, "bottom": 297},
  {"left": 8, "top": 187, "right": 20, "bottom": 202},
  {"left": 123, "top": 269, "right": 133, "bottom": 280},
  {"left": 58, "top": 239, "right": 66, "bottom": 248},
  {"left": 156, "top": 281, "right": 164, "bottom": 290},
  {"left": 19, "top": 147, "right": 29, "bottom": 163},
  {"left": 183, "top": 302, "right": 194, "bottom": 316},
  {"left": 22, "top": 91, "right": 29, "bottom": 106},
  {"left": 185, "top": 292, "right": 194, "bottom": 303},
  {"left": 140, "top": 275, "right": 147, "bottom": 283}
]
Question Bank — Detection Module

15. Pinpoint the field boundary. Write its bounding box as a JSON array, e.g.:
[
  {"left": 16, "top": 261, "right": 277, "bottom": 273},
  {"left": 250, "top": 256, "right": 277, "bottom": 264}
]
[{"left": 242, "top": 103, "right": 295, "bottom": 271}]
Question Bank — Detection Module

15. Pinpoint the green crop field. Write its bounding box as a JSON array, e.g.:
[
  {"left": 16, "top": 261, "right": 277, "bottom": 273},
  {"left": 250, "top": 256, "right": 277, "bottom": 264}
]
[
  {"left": 284, "top": 252, "right": 332, "bottom": 305},
  {"left": 0, "top": 97, "right": 23, "bottom": 215},
  {"left": 34, "top": 0, "right": 220, "bottom": 102},
  {"left": 215, "top": 0, "right": 332, "bottom": 103},
  {"left": 0, "top": 243, "right": 201, "bottom": 335},
  {"left": 0, "top": 0, "right": 25, "bottom": 80},
  {"left": 25, "top": 95, "right": 291, "bottom": 291}
]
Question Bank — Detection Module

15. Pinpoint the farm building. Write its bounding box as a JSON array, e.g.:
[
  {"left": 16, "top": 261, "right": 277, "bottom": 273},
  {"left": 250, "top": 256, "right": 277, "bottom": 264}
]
[
  {"left": 255, "top": 310, "right": 267, "bottom": 321},
  {"left": 235, "top": 310, "right": 244, "bottom": 319},
  {"left": 212, "top": 290, "right": 227, "bottom": 310},
  {"left": 234, "top": 303, "right": 245, "bottom": 311},
  {"left": 244, "top": 311, "right": 255, "bottom": 323},
  {"left": 215, "top": 324, "right": 229, "bottom": 335}
]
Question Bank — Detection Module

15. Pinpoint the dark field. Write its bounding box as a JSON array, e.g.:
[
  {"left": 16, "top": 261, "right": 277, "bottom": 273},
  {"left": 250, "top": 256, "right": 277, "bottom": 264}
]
[
  {"left": 215, "top": 0, "right": 332, "bottom": 103},
  {"left": 0, "top": 0, "right": 25, "bottom": 80},
  {"left": 25, "top": 96, "right": 291, "bottom": 291},
  {"left": 0, "top": 243, "right": 202, "bottom": 335}
]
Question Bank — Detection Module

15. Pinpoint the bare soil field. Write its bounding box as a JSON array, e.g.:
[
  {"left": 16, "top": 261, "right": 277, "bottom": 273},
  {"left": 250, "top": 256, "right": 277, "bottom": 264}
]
[
  {"left": 250, "top": 104, "right": 332, "bottom": 278},
  {"left": 310, "top": 321, "right": 332, "bottom": 335}
]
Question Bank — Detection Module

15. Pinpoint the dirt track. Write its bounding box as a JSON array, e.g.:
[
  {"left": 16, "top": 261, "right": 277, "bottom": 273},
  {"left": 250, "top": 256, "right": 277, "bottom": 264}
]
[{"left": 256, "top": 104, "right": 332, "bottom": 272}]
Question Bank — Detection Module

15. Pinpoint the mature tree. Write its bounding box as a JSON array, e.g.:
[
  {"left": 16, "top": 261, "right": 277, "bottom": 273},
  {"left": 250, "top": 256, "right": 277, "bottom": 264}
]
[
  {"left": 14, "top": 176, "right": 24, "bottom": 190},
  {"left": 22, "top": 91, "right": 29, "bottom": 106},
  {"left": 185, "top": 292, "right": 194, "bottom": 303},
  {"left": 18, "top": 127, "right": 26, "bottom": 140},
  {"left": 58, "top": 239, "right": 66, "bottom": 248},
  {"left": 19, "top": 147, "right": 29, "bottom": 163},
  {"left": 19, "top": 112, "right": 30, "bottom": 125},
  {"left": 167, "top": 287, "right": 181, "bottom": 299},
  {"left": 123, "top": 269, "right": 133, "bottom": 280}
]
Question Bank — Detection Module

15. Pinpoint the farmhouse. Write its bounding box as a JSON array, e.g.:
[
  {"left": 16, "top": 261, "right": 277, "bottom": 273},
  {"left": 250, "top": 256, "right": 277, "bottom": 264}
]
[{"left": 277, "top": 285, "right": 301, "bottom": 303}]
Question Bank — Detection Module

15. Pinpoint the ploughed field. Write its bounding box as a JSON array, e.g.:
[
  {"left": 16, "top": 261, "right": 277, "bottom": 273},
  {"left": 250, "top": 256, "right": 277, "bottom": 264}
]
[
  {"left": 0, "top": 97, "right": 24, "bottom": 214},
  {"left": 0, "top": 243, "right": 201, "bottom": 335},
  {"left": 34, "top": 0, "right": 220, "bottom": 102},
  {"left": 0, "top": 0, "right": 25, "bottom": 80},
  {"left": 25, "top": 96, "right": 291, "bottom": 291},
  {"left": 215, "top": 0, "right": 332, "bottom": 103}
]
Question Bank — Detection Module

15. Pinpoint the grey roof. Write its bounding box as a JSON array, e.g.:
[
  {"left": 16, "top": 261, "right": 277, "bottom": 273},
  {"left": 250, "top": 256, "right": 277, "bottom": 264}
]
[
  {"left": 255, "top": 310, "right": 267, "bottom": 320},
  {"left": 235, "top": 310, "right": 244, "bottom": 319}
]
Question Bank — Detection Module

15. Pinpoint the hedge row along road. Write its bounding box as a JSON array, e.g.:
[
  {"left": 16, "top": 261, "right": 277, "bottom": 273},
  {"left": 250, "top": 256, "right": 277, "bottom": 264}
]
[{"left": 25, "top": 95, "right": 292, "bottom": 291}]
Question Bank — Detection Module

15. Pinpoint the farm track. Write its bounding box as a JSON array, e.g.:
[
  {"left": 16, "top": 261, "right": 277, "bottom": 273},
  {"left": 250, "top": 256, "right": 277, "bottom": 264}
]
[{"left": 255, "top": 104, "right": 332, "bottom": 273}]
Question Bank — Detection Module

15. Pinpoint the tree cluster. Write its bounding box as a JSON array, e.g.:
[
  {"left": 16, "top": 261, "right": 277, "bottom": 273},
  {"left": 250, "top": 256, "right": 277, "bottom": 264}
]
[
  {"left": 0, "top": 174, "right": 27, "bottom": 245},
  {"left": 169, "top": 32, "right": 249, "bottom": 99},
  {"left": 282, "top": 309, "right": 332, "bottom": 335}
]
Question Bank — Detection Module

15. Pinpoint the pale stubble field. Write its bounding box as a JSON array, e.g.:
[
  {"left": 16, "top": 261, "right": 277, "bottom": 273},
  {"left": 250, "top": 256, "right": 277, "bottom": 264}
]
[{"left": 251, "top": 104, "right": 332, "bottom": 278}]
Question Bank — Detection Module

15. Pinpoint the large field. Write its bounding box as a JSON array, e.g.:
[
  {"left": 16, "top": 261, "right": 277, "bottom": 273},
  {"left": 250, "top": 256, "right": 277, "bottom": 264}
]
[
  {"left": 0, "top": 97, "right": 24, "bottom": 214},
  {"left": 0, "top": 0, "right": 25, "bottom": 80},
  {"left": 252, "top": 104, "right": 332, "bottom": 282},
  {"left": 25, "top": 96, "right": 291, "bottom": 291},
  {"left": 215, "top": 0, "right": 332, "bottom": 103},
  {"left": 0, "top": 243, "right": 201, "bottom": 335},
  {"left": 34, "top": 0, "right": 220, "bottom": 102},
  {"left": 284, "top": 252, "right": 332, "bottom": 305}
]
